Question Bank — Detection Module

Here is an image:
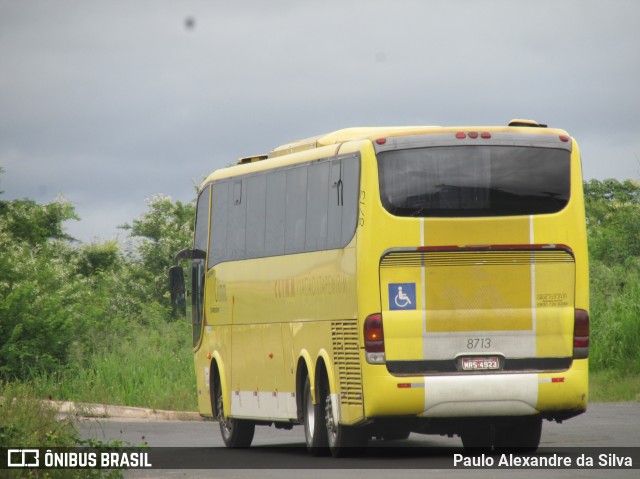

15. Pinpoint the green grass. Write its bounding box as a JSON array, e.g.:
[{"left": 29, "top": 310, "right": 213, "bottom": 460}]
[
  {"left": 0, "top": 382, "right": 77, "bottom": 447},
  {"left": 0, "top": 382, "right": 123, "bottom": 478},
  {"left": 589, "top": 260, "right": 640, "bottom": 371},
  {"left": 27, "top": 319, "right": 197, "bottom": 412},
  {"left": 587, "top": 258, "right": 640, "bottom": 402},
  {"left": 590, "top": 369, "right": 640, "bottom": 402}
]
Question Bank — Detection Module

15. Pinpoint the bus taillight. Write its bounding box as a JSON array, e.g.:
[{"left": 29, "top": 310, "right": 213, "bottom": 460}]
[
  {"left": 573, "top": 309, "right": 589, "bottom": 359},
  {"left": 364, "top": 313, "right": 386, "bottom": 364}
]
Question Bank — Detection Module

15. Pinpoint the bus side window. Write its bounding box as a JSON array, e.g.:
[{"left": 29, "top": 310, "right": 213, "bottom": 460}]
[
  {"left": 209, "top": 182, "right": 229, "bottom": 269},
  {"left": 340, "top": 157, "right": 359, "bottom": 245},
  {"left": 194, "top": 186, "right": 211, "bottom": 257},
  {"left": 285, "top": 167, "right": 308, "bottom": 254},
  {"left": 265, "top": 171, "right": 286, "bottom": 256},
  {"left": 327, "top": 156, "right": 360, "bottom": 249},
  {"left": 328, "top": 160, "right": 343, "bottom": 248},
  {"left": 305, "top": 162, "right": 330, "bottom": 251},
  {"left": 228, "top": 180, "right": 246, "bottom": 260},
  {"left": 246, "top": 175, "right": 267, "bottom": 258},
  {"left": 192, "top": 186, "right": 210, "bottom": 347}
]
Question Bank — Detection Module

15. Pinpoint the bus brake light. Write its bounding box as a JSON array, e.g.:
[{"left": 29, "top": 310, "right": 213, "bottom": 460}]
[
  {"left": 573, "top": 309, "right": 589, "bottom": 359},
  {"left": 364, "top": 313, "right": 386, "bottom": 364}
]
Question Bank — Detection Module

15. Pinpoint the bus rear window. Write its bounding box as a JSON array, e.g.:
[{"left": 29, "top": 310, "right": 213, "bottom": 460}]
[{"left": 377, "top": 146, "right": 570, "bottom": 217}]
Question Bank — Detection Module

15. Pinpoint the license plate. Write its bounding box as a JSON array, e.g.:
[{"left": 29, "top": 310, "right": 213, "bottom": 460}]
[{"left": 461, "top": 357, "right": 500, "bottom": 371}]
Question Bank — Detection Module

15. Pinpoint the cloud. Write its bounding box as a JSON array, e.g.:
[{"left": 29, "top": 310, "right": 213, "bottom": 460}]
[{"left": 1, "top": 0, "right": 639, "bottom": 241}]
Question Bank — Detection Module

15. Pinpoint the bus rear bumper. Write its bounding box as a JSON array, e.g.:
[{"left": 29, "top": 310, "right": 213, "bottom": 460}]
[{"left": 361, "top": 359, "right": 588, "bottom": 420}]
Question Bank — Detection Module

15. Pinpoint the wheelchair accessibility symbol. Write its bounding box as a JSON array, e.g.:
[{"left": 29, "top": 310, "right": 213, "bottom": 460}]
[{"left": 388, "top": 283, "right": 416, "bottom": 310}]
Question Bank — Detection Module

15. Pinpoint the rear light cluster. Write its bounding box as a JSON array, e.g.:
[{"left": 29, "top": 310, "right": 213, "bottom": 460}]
[
  {"left": 377, "top": 129, "right": 571, "bottom": 146},
  {"left": 573, "top": 309, "right": 590, "bottom": 359},
  {"left": 455, "top": 131, "right": 492, "bottom": 139},
  {"left": 364, "top": 313, "right": 386, "bottom": 364}
]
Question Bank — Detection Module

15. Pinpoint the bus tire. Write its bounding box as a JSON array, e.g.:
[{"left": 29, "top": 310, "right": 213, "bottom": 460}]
[
  {"left": 214, "top": 375, "right": 255, "bottom": 448},
  {"left": 460, "top": 423, "right": 494, "bottom": 451},
  {"left": 322, "top": 376, "right": 367, "bottom": 457},
  {"left": 303, "top": 375, "right": 328, "bottom": 455},
  {"left": 494, "top": 416, "right": 542, "bottom": 452}
]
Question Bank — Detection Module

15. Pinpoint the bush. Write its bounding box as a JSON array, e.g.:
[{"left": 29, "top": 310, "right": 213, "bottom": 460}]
[
  {"left": 589, "top": 258, "right": 640, "bottom": 371},
  {"left": 0, "top": 174, "right": 194, "bottom": 383},
  {"left": 0, "top": 382, "right": 123, "bottom": 478}
]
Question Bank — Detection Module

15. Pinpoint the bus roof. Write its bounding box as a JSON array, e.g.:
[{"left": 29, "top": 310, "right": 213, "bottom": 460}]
[
  {"left": 267, "top": 126, "right": 440, "bottom": 158},
  {"left": 267, "top": 120, "right": 564, "bottom": 158},
  {"left": 204, "top": 121, "right": 570, "bottom": 188}
]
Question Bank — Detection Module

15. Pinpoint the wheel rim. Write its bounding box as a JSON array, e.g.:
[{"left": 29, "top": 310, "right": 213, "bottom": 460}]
[
  {"left": 217, "top": 387, "right": 233, "bottom": 439},
  {"left": 305, "top": 384, "right": 315, "bottom": 440}
]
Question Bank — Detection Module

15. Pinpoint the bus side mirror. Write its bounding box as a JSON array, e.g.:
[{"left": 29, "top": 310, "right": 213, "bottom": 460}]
[{"left": 168, "top": 265, "right": 185, "bottom": 307}]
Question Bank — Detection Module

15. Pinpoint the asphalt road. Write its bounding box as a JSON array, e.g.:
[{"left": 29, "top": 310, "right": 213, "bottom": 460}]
[{"left": 79, "top": 402, "right": 639, "bottom": 479}]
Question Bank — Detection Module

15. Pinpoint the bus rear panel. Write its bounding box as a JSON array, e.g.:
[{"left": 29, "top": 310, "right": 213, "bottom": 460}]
[{"left": 357, "top": 128, "right": 588, "bottom": 445}]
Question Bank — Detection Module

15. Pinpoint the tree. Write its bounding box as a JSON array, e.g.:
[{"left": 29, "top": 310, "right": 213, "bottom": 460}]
[
  {"left": 120, "top": 194, "right": 195, "bottom": 305},
  {"left": 584, "top": 179, "right": 640, "bottom": 265},
  {"left": 0, "top": 192, "right": 79, "bottom": 378},
  {"left": 0, "top": 196, "right": 78, "bottom": 246}
]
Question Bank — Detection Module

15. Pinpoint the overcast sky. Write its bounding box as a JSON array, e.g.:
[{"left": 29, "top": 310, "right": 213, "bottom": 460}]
[{"left": 1, "top": 0, "right": 639, "bottom": 242}]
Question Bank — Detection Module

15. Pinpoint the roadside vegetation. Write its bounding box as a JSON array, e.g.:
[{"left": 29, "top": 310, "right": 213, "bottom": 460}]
[
  {"left": 584, "top": 179, "right": 640, "bottom": 401},
  {"left": 0, "top": 173, "right": 198, "bottom": 412},
  {"left": 0, "top": 172, "right": 639, "bottom": 450},
  {"left": 0, "top": 382, "right": 123, "bottom": 478}
]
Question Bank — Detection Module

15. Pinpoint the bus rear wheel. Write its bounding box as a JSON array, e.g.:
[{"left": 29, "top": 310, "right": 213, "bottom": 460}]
[
  {"left": 322, "top": 377, "right": 367, "bottom": 457},
  {"left": 460, "top": 422, "right": 494, "bottom": 451},
  {"left": 494, "top": 416, "right": 542, "bottom": 452},
  {"left": 214, "top": 375, "right": 255, "bottom": 448},
  {"left": 303, "top": 375, "right": 328, "bottom": 455}
]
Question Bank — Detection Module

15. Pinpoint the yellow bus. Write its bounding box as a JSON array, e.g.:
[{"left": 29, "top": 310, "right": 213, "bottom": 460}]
[{"left": 170, "top": 119, "right": 589, "bottom": 455}]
